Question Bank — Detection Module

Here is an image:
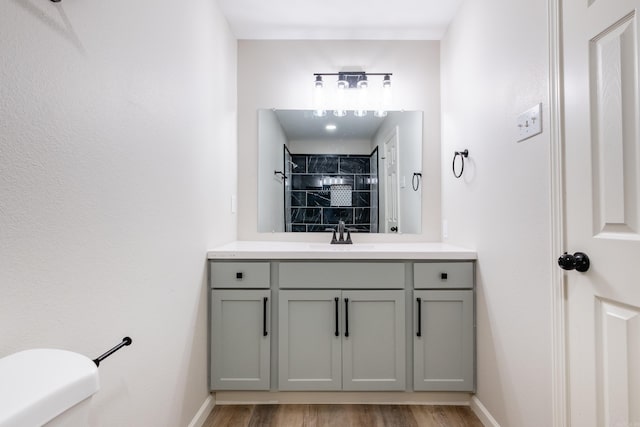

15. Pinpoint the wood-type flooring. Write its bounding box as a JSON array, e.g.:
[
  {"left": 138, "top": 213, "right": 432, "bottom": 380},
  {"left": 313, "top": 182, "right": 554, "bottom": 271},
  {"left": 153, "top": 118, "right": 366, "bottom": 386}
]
[{"left": 203, "top": 404, "right": 484, "bottom": 427}]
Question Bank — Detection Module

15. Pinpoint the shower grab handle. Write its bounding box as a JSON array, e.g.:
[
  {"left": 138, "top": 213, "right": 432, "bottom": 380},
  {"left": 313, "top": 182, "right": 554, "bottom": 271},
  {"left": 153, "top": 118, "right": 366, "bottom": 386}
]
[{"left": 93, "top": 337, "right": 132, "bottom": 367}]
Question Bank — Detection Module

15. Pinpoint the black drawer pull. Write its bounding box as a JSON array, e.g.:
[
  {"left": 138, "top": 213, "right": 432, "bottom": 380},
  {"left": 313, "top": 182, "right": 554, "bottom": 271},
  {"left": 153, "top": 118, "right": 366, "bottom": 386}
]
[
  {"left": 334, "top": 297, "right": 339, "bottom": 337},
  {"left": 236, "top": 272, "right": 243, "bottom": 279},
  {"left": 344, "top": 298, "right": 349, "bottom": 338},
  {"left": 417, "top": 297, "right": 422, "bottom": 337},
  {"left": 263, "top": 297, "right": 268, "bottom": 337},
  {"left": 440, "top": 272, "right": 448, "bottom": 280}
]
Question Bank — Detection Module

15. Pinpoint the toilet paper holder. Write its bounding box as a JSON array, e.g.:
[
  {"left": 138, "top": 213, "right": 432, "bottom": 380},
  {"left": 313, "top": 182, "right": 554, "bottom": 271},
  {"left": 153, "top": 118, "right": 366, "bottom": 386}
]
[{"left": 93, "top": 337, "right": 132, "bottom": 367}]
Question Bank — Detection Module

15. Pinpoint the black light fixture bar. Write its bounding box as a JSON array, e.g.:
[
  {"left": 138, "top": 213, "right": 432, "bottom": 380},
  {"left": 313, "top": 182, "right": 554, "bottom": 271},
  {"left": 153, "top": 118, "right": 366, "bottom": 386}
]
[{"left": 314, "top": 72, "right": 392, "bottom": 89}]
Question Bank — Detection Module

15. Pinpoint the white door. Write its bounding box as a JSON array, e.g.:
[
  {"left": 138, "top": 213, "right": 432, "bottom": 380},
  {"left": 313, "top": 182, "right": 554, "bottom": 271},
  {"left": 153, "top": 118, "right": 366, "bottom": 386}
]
[
  {"left": 384, "top": 128, "right": 400, "bottom": 233},
  {"left": 563, "top": 0, "right": 640, "bottom": 425}
]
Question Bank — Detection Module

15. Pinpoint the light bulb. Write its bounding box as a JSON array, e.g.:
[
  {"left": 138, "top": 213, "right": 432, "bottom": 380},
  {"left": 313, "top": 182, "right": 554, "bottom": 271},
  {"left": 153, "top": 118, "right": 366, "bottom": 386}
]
[{"left": 312, "top": 75, "right": 326, "bottom": 117}]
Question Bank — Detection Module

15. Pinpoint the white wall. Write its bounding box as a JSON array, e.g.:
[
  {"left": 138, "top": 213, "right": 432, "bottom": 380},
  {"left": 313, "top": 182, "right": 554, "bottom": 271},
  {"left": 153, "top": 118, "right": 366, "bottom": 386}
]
[
  {"left": 257, "top": 109, "right": 287, "bottom": 232},
  {"left": 441, "top": 1, "right": 553, "bottom": 426},
  {"left": 0, "top": 1, "right": 237, "bottom": 426},
  {"left": 289, "top": 138, "right": 373, "bottom": 155},
  {"left": 238, "top": 40, "right": 441, "bottom": 241}
]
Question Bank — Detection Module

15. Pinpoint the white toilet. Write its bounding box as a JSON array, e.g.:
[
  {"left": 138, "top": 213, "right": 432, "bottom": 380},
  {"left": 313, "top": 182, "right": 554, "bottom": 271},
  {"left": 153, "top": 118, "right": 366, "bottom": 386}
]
[{"left": 0, "top": 348, "right": 100, "bottom": 427}]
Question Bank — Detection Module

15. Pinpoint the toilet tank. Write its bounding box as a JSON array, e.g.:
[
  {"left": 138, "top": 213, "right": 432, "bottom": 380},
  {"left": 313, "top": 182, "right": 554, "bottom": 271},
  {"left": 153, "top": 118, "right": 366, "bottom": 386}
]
[{"left": 0, "top": 349, "right": 100, "bottom": 427}]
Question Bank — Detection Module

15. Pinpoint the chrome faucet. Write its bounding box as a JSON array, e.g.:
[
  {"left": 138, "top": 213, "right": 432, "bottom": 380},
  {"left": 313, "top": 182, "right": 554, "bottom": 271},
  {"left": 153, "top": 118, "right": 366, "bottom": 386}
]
[{"left": 330, "top": 220, "right": 353, "bottom": 244}]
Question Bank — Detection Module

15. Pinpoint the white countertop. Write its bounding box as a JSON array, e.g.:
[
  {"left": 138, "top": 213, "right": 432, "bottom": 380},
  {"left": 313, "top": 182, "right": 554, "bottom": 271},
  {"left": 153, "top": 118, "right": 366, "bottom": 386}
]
[{"left": 207, "top": 241, "right": 477, "bottom": 260}]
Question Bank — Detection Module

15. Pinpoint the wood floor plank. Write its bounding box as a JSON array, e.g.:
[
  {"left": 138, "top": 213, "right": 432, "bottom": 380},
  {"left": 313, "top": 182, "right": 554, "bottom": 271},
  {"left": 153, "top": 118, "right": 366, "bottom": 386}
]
[
  {"left": 202, "top": 403, "right": 484, "bottom": 427},
  {"left": 202, "top": 404, "right": 253, "bottom": 427},
  {"left": 247, "top": 405, "right": 279, "bottom": 427},
  {"left": 273, "top": 404, "right": 307, "bottom": 427}
]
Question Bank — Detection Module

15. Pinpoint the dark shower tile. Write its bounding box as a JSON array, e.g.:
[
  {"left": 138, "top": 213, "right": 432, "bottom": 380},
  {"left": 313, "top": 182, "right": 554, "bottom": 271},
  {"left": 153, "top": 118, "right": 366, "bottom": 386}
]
[
  {"left": 292, "top": 175, "right": 323, "bottom": 190},
  {"left": 307, "top": 224, "right": 336, "bottom": 232},
  {"left": 323, "top": 208, "right": 353, "bottom": 225},
  {"left": 308, "top": 156, "right": 339, "bottom": 173},
  {"left": 349, "top": 225, "right": 371, "bottom": 233},
  {"left": 292, "top": 208, "right": 322, "bottom": 224},
  {"left": 354, "top": 208, "right": 371, "bottom": 224},
  {"left": 353, "top": 192, "right": 371, "bottom": 208},
  {"left": 339, "top": 157, "right": 370, "bottom": 174},
  {"left": 291, "top": 155, "right": 308, "bottom": 173},
  {"left": 308, "top": 191, "right": 331, "bottom": 207},
  {"left": 354, "top": 176, "right": 372, "bottom": 190},
  {"left": 291, "top": 191, "right": 306, "bottom": 206}
]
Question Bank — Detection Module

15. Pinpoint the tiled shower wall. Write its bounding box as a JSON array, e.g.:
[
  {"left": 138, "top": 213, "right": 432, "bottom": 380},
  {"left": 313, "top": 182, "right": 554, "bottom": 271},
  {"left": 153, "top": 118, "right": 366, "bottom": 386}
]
[{"left": 289, "top": 153, "right": 378, "bottom": 232}]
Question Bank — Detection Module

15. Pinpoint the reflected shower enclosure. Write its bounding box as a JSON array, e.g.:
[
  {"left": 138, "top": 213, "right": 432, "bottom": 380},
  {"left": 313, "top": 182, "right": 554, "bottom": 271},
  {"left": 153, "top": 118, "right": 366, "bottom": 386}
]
[
  {"left": 258, "top": 109, "right": 423, "bottom": 234},
  {"left": 284, "top": 148, "right": 379, "bottom": 232}
]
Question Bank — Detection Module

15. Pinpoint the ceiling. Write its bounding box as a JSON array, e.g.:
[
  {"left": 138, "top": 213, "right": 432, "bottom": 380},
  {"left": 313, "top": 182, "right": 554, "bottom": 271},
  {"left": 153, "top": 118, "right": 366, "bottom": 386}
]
[
  {"left": 275, "top": 110, "right": 385, "bottom": 141},
  {"left": 215, "top": 0, "right": 465, "bottom": 40}
]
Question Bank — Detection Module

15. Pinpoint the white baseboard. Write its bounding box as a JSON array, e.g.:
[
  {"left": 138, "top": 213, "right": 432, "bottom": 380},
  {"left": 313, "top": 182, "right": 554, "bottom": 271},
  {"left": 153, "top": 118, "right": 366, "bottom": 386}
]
[
  {"left": 470, "top": 396, "right": 500, "bottom": 427},
  {"left": 187, "top": 394, "right": 215, "bottom": 427}
]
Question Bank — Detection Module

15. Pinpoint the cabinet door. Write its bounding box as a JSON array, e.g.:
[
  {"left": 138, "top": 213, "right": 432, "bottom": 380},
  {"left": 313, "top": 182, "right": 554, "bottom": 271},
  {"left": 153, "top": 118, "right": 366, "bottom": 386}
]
[
  {"left": 279, "top": 290, "right": 342, "bottom": 390},
  {"left": 342, "top": 290, "right": 406, "bottom": 391},
  {"left": 413, "top": 290, "right": 474, "bottom": 391},
  {"left": 211, "top": 290, "right": 270, "bottom": 390}
]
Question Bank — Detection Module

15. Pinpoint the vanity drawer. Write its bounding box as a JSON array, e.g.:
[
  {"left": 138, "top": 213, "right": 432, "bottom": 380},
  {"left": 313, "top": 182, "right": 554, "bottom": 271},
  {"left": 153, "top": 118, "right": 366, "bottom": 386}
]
[
  {"left": 414, "top": 262, "right": 473, "bottom": 289},
  {"left": 279, "top": 261, "right": 405, "bottom": 289},
  {"left": 211, "top": 262, "right": 270, "bottom": 289}
]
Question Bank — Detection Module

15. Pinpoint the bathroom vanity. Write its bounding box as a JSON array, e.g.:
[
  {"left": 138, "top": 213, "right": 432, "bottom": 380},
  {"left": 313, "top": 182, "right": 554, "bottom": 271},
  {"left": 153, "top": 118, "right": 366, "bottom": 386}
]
[{"left": 207, "top": 241, "right": 476, "bottom": 398}]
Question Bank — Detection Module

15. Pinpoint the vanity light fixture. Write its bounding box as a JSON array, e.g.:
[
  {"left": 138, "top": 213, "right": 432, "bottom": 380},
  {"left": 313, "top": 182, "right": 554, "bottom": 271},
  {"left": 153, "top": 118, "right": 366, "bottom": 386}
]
[
  {"left": 312, "top": 72, "right": 392, "bottom": 117},
  {"left": 375, "top": 74, "right": 392, "bottom": 117},
  {"left": 312, "top": 75, "right": 326, "bottom": 117}
]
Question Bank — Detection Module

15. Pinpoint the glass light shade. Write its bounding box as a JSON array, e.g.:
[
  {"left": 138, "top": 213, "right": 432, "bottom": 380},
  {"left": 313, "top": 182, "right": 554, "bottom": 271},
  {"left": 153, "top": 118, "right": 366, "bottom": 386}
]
[{"left": 312, "top": 75, "right": 325, "bottom": 117}]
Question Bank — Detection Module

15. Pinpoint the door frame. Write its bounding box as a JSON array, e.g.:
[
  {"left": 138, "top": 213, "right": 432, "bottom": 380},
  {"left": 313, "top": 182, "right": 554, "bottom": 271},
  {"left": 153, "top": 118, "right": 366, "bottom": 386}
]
[{"left": 548, "top": 0, "right": 568, "bottom": 426}]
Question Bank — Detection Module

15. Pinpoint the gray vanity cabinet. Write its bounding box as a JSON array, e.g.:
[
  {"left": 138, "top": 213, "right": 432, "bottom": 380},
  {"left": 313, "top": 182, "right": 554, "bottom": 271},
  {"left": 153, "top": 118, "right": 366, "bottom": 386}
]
[
  {"left": 211, "top": 287, "right": 271, "bottom": 390},
  {"left": 278, "top": 290, "right": 342, "bottom": 390},
  {"left": 279, "top": 289, "right": 406, "bottom": 391},
  {"left": 210, "top": 261, "right": 271, "bottom": 390},
  {"left": 413, "top": 262, "right": 475, "bottom": 391}
]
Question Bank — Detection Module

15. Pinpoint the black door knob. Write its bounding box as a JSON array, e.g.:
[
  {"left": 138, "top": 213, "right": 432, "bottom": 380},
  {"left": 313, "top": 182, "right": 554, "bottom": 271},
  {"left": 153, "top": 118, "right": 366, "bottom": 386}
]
[
  {"left": 558, "top": 252, "right": 590, "bottom": 272},
  {"left": 390, "top": 226, "right": 398, "bottom": 232}
]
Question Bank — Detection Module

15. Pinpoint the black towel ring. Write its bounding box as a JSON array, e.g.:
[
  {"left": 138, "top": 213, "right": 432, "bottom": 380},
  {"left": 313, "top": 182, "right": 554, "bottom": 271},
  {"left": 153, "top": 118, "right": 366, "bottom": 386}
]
[
  {"left": 452, "top": 150, "right": 469, "bottom": 179},
  {"left": 412, "top": 173, "right": 422, "bottom": 191}
]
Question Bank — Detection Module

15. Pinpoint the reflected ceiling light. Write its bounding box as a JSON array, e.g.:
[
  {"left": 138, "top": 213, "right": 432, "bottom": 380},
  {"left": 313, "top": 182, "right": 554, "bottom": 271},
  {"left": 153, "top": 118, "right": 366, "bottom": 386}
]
[
  {"left": 312, "top": 72, "right": 393, "bottom": 118},
  {"left": 325, "top": 124, "right": 337, "bottom": 131}
]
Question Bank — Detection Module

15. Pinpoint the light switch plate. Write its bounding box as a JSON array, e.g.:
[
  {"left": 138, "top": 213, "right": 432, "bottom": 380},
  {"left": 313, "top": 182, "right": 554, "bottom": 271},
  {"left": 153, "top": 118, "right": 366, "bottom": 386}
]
[{"left": 516, "top": 103, "right": 542, "bottom": 142}]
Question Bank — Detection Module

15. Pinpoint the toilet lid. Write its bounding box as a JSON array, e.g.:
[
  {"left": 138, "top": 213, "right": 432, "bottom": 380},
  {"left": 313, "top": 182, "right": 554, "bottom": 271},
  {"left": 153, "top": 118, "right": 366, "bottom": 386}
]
[{"left": 0, "top": 349, "right": 100, "bottom": 427}]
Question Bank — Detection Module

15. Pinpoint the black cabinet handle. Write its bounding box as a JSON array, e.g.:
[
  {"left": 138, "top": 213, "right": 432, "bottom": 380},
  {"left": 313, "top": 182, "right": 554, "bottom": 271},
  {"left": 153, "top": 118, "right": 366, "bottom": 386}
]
[
  {"left": 344, "top": 298, "right": 349, "bottom": 338},
  {"left": 263, "top": 297, "right": 268, "bottom": 337},
  {"left": 416, "top": 297, "right": 422, "bottom": 337},
  {"left": 334, "top": 297, "right": 339, "bottom": 337}
]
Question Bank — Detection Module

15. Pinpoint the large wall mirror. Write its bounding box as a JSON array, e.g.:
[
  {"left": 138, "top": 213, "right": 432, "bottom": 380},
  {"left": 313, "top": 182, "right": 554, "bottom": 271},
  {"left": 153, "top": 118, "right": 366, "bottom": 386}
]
[{"left": 258, "top": 109, "right": 423, "bottom": 234}]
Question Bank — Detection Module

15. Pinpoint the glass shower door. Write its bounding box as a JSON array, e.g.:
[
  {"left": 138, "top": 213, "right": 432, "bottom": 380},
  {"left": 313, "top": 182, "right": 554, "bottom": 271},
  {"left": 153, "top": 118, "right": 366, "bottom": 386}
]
[{"left": 283, "top": 146, "right": 292, "bottom": 232}]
